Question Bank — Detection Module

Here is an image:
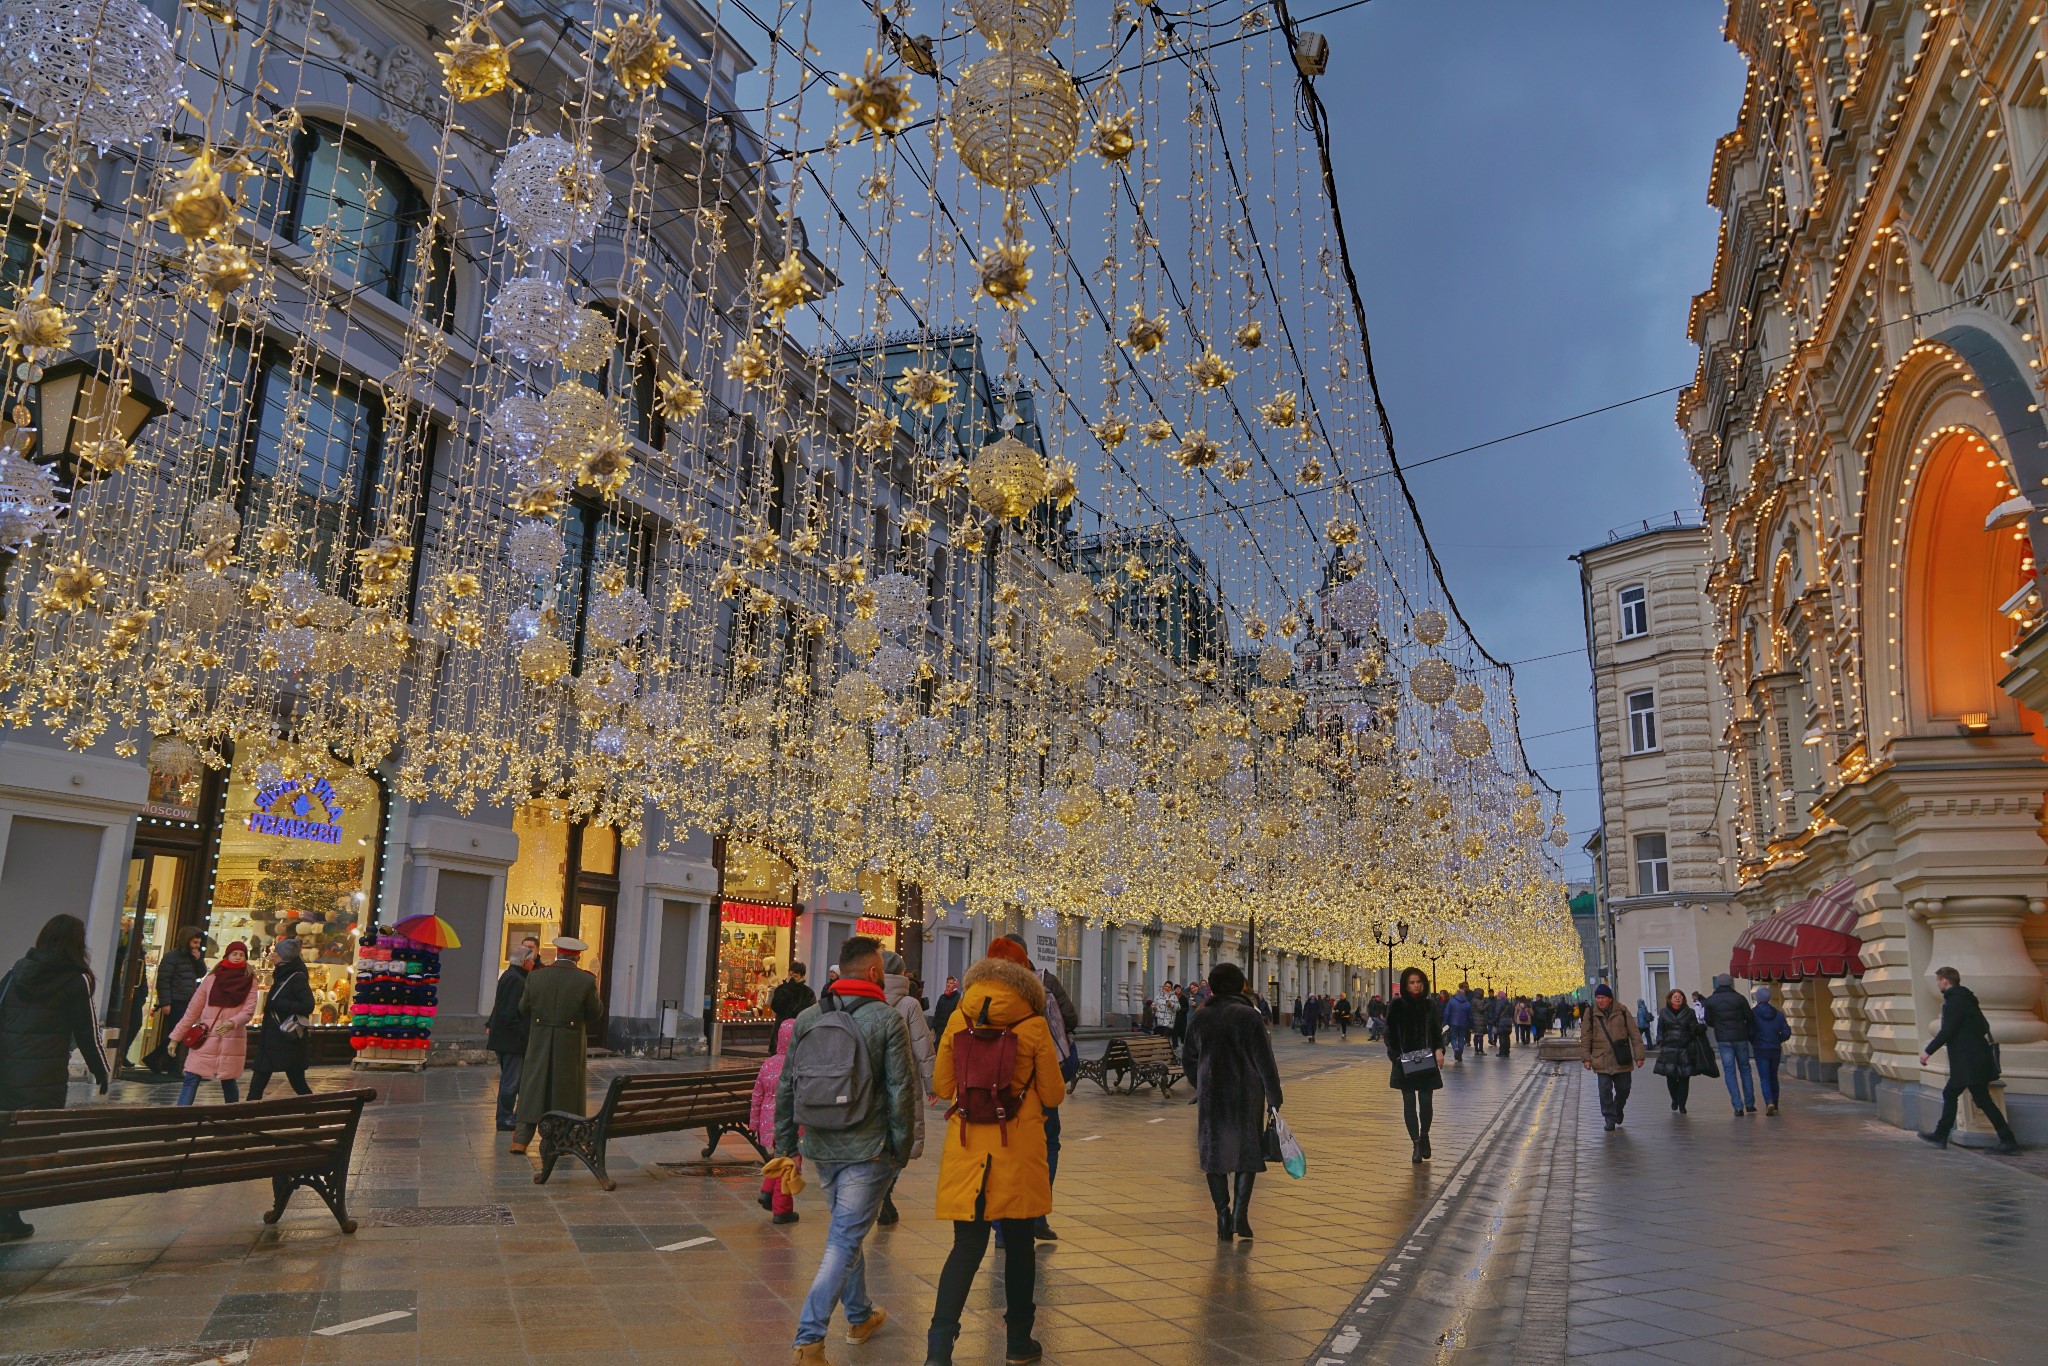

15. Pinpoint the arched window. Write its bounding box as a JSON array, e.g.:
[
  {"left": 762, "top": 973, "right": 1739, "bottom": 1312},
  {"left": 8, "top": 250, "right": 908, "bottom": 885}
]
[{"left": 255, "top": 119, "right": 453, "bottom": 321}]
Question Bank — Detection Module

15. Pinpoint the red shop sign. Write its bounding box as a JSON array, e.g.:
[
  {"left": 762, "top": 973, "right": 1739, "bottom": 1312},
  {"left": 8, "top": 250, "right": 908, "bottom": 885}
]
[
  {"left": 722, "top": 900, "right": 795, "bottom": 928},
  {"left": 856, "top": 917, "right": 897, "bottom": 937}
]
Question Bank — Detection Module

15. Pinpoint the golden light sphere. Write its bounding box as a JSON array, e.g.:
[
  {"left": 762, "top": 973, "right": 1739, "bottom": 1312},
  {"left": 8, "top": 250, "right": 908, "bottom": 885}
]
[
  {"left": 968, "top": 433, "right": 1048, "bottom": 520},
  {"left": 1451, "top": 716, "right": 1491, "bottom": 758},
  {"left": 1044, "top": 624, "right": 1099, "bottom": 686},
  {"left": 832, "top": 670, "right": 886, "bottom": 721},
  {"left": 951, "top": 51, "right": 1083, "bottom": 191},
  {"left": 1453, "top": 681, "right": 1485, "bottom": 713},
  {"left": 1185, "top": 736, "right": 1230, "bottom": 781},
  {"left": 1412, "top": 608, "right": 1449, "bottom": 645},
  {"left": 962, "top": 0, "right": 1070, "bottom": 48},
  {"left": 1256, "top": 643, "right": 1293, "bottom": 683},
  {"left": 1410, "top": 655, "right": 1455, "bottom": 706}
]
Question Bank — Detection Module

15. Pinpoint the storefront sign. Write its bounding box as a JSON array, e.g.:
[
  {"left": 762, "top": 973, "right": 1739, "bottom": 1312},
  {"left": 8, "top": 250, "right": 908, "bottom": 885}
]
[
  {"left": 855, "top": 916, "right": 897, "bottom": 938},
  {"left": 722, "top": 899, "right": 794, "bottom": 928},
  {"left": 247, "top": 776, "right": 346, "bottom": 845}
]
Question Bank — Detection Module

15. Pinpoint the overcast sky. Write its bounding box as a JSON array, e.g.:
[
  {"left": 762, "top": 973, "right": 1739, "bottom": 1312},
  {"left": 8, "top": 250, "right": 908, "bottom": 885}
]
[{"left": 739, "top": 2, "right": 1749, "bottom": 883}]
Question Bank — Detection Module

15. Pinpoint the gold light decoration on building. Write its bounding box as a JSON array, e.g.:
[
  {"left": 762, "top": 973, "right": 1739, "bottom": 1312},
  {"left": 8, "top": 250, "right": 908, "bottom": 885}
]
[
  {"left": 832, "top": 50, "right": 920, "bottom": 142},
  {"left": 1256, "top": 643, "right": 1293, "bottom": 683},
  {"left": 1140, "top": 418, "right": 1174, "bottom": 444},
  {"left": 854, "top": 404, "right": 898, "bottom": 451},
  {"left": 597, "top": 10, "right": 679, "bottom": 95},
  {"left": 1089, "top": 108, "right": 1140, "bottom": 164},
  {"left": 1187, "top": 348, "right": 1236, "bottom": 389},
  {"left": 1259, "top": 391, "right": 1297, "bottom": 427},
  {"left": 1451, "top": 716, "right": 1492, "bottom": 759},
  {"left": 1042, "top": 457, "right": 1077, "bottom": 510},
  {"left": 37, "top": 558, "right": 105, "bottom": 615},
  {"left": 1233, "top": 319, "right": 1263, "bottom": 350},
  {"left": 1249, "top": 686, "right": 1304, "bottom": 735},
  {"left": 1296, "top": 454, "right": 1325, "bottom": 486},
  {"left": 3, "top": 294, "right": 70, "bottom": 361},
  {"left": 950, "top": 51, "right": 1082, "bottom": 191},
  {"left": 1453, "top": 681, "right": 1485, "bottom": 713},
  {"left": 893, "top": 366, "right": 957, "bottom": 413},
  {"left": 439, "top": 5, "right": 516, "bottom": 101},
  {"left": 1045, "top": 624, "right": 1101, "bottom": 686},
  {"left": 1091, "top": 415, "right": 1129, "bottom": 446},
  {"left": 968, "top": 433, "right": 1048, "bottom": 520},
  {"left": 1412, "top": 608, "right": 1449, "bottom": 645},
  {"left": 1123, "top": 306, "right": 1169, "bottom": 356},
  {"left": 1172, "top": 431, "right": 1219, "bottom": 470},
  {"left": 755, "top": 254, "right": 818, "bottom": 324},
  {"left": 724, "top": 333, "right": 776, "bottom": 388},
  {"left": 1219, "top": 456, "right": 1251, "bottom": 481},
  {"left": 190, "top": 241, "right": 256, "bottom": 309},
  {"left": 975, "top": 238, "right": 1034, "bottom": 310},
  {"left": 1324, "top": 516, "right": 1359, "bottom": 546},
  {"left": 158, "top": 153, "right": 234, "bottom": 241},
  {"left": 656, "top": 372, "right": 704, "bottom": 420},
  {"left": 962, "top": 0, "right": 1070, "bottom": 48},
  {"left": 1410, "top": 655, "right": 1455, "bottom": 706}
]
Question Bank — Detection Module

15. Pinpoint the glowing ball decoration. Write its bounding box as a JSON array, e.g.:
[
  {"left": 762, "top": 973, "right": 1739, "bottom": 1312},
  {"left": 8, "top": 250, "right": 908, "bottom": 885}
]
[
  {"left": 968, "top": 433, "right": 1048, "bottom": 520},
  {"left": 1409, "top": 655, "right": 1455, "bottom": 706},
  {"left": 950, "top": 51, "right": 1083, "bottom": 192},
  {"left": 1451, "top": 716, "right": 1492, "bottom": 759},
  {"left": 962, "top": 0, "right": 1069, "bottom": 48},
  {"left": 492, "top": 135, "right": 610, "bottom": 249},
  {"left": 0, "top": 0, "right": 179, "bottom": 153},
  {"left": 488, "top": 276, "right": 578, "bottom": 364},
  {"left": 869, "top": 571, "right": 926, "bottom": 631},
  {"left": 1256, "top": 643, "right": 1293, "bottom": 684},
  {"left": 1412, "top": 608, "right": 1449, "bottom": 646},
  {"left": 0, "top": 445, "right": 63, "bottom": 551},
  {"left": 1327, "top": 574, "right": 1378, "bottom": 631}
]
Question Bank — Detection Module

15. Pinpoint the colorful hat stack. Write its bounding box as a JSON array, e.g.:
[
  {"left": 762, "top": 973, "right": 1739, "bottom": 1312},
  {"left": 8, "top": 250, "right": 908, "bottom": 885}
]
[{"left": 349, "top": 934, "right": 442, "bottom": 1054}]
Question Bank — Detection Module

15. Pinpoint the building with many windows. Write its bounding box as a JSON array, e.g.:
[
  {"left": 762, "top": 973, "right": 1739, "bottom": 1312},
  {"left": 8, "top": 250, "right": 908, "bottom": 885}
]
[{"left": 1575, "top": 516, "right": 1746, "bottom": 1015}]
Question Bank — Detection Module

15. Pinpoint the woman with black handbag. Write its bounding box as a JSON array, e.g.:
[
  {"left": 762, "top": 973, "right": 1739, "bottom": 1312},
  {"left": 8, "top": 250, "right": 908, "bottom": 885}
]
[
  {"left": 1653, "top": 988, "right": 1701, "bottom": 1113},
  {"left": 1384, "top": 967, "right": 1446, "bottom": 1163}
]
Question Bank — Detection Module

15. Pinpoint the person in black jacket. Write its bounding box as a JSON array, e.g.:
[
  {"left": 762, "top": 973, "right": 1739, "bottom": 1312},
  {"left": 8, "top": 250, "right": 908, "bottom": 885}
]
[
  {"left": 1184, "top": 963, "right": 1284, "bottom": 1240},
  {"left": 486, "top": 940, "right": 535, "bottom": 1131},
  {"left": 768, "top": 961, "right": 816, "bottom": 1024},
  {"left": 1701, "top": 974, "right": 1758, "bottom": 1115},
  {"left": 1653, "top": 989, "right": 1702, "bottom": 1114},
  {"left": 247, "top": 939, "right": 315, "bottom": 1101},
  {"left": 930, "top": 975, "right": 961, "bottom": 1036},
  {"left": 1920, "top": 966, "right": 2020, "bottom": 1152},
  {"left": 1384, "top": 967, "right": 1446, "bottom": 1163},
  {"left": 0, "top": 914, "right": 111, "bottom": 1241},
  {"left": 142, "top": 926, "right": 206, "bottom": 1075}
]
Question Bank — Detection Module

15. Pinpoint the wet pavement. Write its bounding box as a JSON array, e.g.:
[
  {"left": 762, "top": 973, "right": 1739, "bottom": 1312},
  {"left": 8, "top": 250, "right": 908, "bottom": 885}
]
[{"left": 0, "top": 1030, "right": 2043, "bottom": 1364}]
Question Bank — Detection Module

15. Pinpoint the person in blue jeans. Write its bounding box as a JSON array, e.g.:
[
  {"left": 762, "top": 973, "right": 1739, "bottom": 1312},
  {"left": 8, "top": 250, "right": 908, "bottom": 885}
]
[
  {"left": 773, "top": 936, "right": 917, "bottom": 1363},
  {"left": 1442, "top": 985, "right": 1474, "bottom": 1061},
  {"left": 1700, "top": 973, "right": 1758, "bottom": 1115},
  {"left": 1750, "top": 985, "right": 1792, "bottom": 1115}
]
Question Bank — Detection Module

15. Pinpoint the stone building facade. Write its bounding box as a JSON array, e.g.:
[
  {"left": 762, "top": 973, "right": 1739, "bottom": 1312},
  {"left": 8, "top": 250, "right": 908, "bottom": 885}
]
[
  {"left": 1576, "top": 518, "right": 1747, "bottom": 1013},
  {"left": 1681, "top": 0, "right": 2048, "bottom": 1141}
]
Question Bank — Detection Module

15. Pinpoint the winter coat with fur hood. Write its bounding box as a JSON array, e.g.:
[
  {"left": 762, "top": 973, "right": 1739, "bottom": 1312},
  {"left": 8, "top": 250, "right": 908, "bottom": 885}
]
[{"left": 931, "top": 956, "right": 1066, "bottom": 1221}]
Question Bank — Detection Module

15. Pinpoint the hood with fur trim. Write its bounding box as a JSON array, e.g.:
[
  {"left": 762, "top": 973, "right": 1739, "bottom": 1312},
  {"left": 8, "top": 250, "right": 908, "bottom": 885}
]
[{"left": 957, "top": 956, "right": 1046, "bottom": 1029}]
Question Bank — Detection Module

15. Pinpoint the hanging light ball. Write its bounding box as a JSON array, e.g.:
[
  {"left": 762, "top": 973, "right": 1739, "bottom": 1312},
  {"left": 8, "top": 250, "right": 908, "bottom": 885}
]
[
  {"left": 586, "top": 585, "right": 651, "bottom": 649},
  {"left": 1451, "top": 716, "right": 1492, "bottom": 759},
  {"left": 505, "top": 518, "right": 564, "bottom": 579},
  {"left": 968, "top": 433, "right": 1048, "bottom": 519},
  {"left": 1410, "top": 655, "right": 1455, "bottom": 706},
  {"left": 950, "top": 51, "right": 1083, "bottom": 191},
  {"left": 869, "top": 571, "right": 927, "bottom": 631},
  {"left": 561, "top": 307, "right": 615, "bottom": 373},
  {"left": 487, "top": 276, "right": 578, "bottom": 364},
  {"left": 1327, "top": 574, "right": 1378, "bottom": 631},
  {"left": 519, "top": 634, "right": 572, "bottom": 685},
  {"left": 0, "top": 0, "right": 179, "bottom": 152},
  {"left": 1094, "top": 750, "right": 1137, "bottom": 790},
  {"left": 833, "top": 670, "right": 887, "bottom": 721},
  {"left": 0, "top": 445, "right": 64, "bottom": 551},
  {"left": 1256, "top": 643, "right": 1293, "bottom": 684},
  {"left": 1043, "top": 624, "right": 1099, "bottom": 686},
  {"left": 1453, "top": 681, "right": 1485, "bottom": 713},
  {"left": 1250, "top": 686, "right": 1305, "bottom": 735},
  {"left": 492, "top": 134, "right": 610, "bottom": 249},
  {"left": 540, "top": 382, "right": 620, "bottom": 473},
  {"left": 869, "top": 641, "right": 922, "bottom": 691},
  {"left": 1412, "top": 608, "right": 1449, "bottom": 645},
  {"left": 961, "top": 0, "right": 1070, "bottom": 48}
]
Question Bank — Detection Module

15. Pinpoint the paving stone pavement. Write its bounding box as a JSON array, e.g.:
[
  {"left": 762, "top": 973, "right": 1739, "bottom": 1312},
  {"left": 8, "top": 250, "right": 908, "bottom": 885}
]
[{"left": 2, "top": 1032, "right": 2044, "bottom": 1365}]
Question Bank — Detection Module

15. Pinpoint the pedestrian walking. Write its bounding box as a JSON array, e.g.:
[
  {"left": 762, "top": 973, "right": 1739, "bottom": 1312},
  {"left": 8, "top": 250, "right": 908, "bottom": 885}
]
[
  {"left": 508, "top": 936, "right": 603, "bottom": 1155},
  {"left": 1751, "top": 986, "right": 1791, "bottom": 1115},
  {"left": 771, "top": 961, "right": 817, "bottom": 1024},
  {"left": 992, "top": 934, "right": 1076, "bottom": 1243},
  {"left": 1919, "top": 966, "right": 2020, "bottom": 1153},
  {"left": 1492, "top": 989, "right": 1515, "bottom": 1057},
  {"left": 1514, "top": 997, "right": 1534, "bottom": 1045},
  {"left": 1582, "top": 984, "right": 1646, "bottom": 1131},
  {"left": 1653, "top": 988, "right": 1701, "bottom": 1114},
  {"left": 172, "top": 940, "right": 257, "bottom": 1105},
  {"left": 776, "top": 935, "right": 915, "bottom": 1363},
  {"left": 1152, "top": 981, "right": 1178, "bottom": 1039},
  {"left": 1701, "top": 973, "right": 1758, "bottom": 1115},
  {"left": 751, "top": 1018, "right": 802, "bottom": 1224},
  {"left": 1172, "top": 985, "right": 1192, "bottom": 1055},
  {"left": 1334, "top": 993, "right": 1353, "bottom": 1040},
  {"left": 1302, "top": 993, "right": 1321, "bottom": 1043},
  {"left": 141, "top": 926, "right": 206, "bottom": 1075},
  {"left": 930, "top": 975, "right": 961, "bottom": 1036},
  {"left": 1443, "top": 985, "right": 1473, "bottom": 1061},
  {"left": 0, "top": 914, "right": 112, "bottom": 1241},
  {"left": 922, "top": 938, "right": 1066, "bottom": 1366},
  {"left": 1690, "top": 991, "right": 1708, "bottom": 1024},
  {"left": 246, "top": 939, "right": 314, "bottom": 1101},
  {"left": 1635, "top": 997, "right": 1655, "bottom": 1040},
  {"left": 1183, "top": 962, "right": 1284, "bottom": 1242},
  {"left": 1366, "top": 992, "right": 1387, "bottom": 1042},
  {"left": 1531, "top": 994, "right": 1553, "bottom": 1040},
  {"left": 486, "top": 940, "right": 534, "bottom": 1131},
  {"left": 1384, "top": 967, "right": 1446, "bottom": 1163},
  {"left": 878, "top": 951, "right": 935, "bottom": 1227}
]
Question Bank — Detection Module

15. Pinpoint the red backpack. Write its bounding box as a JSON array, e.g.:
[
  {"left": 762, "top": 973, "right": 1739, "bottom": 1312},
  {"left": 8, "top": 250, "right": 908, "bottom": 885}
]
[{"left": 948, "top": 997, "right": 1028, "bottom": 1144}]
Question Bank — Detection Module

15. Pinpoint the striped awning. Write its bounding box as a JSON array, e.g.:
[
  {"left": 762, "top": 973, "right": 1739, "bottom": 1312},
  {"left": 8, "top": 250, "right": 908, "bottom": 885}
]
[
  {"left": 1787, "top": 879, "right": 1864, "bottom": 978},
  {"left": 1732, "top": 903, "right": 1807, "bottom": 982}
]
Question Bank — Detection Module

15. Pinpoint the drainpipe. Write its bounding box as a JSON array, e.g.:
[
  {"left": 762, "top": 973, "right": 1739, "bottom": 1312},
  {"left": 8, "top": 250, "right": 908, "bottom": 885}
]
[{"left": 1575, "top": 552, "right": 1616, "bottom": 986}]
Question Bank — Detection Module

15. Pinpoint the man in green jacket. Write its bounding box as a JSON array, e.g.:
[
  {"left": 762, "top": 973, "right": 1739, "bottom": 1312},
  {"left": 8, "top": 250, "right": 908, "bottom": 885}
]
[
  {"left": 509, "top": 936, "right": 605, "bottom": 1155},
  {"left": 775, "top": 935, "right": 915, "bottom": 1362}
]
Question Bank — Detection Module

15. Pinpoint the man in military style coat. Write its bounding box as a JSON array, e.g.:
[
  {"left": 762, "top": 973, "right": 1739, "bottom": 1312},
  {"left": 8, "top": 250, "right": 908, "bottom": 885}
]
[{"left": 509, "top": 936, "right": 605, "bottom": 1154}]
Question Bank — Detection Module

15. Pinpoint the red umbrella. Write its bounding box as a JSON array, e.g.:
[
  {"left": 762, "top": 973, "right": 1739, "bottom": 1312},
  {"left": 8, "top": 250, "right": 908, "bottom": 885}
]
[{"left": 389, "top": 913, "right": 462, "bottom": 949}]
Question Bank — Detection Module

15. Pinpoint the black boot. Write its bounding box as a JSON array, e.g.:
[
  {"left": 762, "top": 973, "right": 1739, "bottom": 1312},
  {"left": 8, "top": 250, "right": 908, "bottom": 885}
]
[
  {"left": 0, "top": 1209, "right": 31, "bottom": 1243},
  {"left": 1419, "top": 1134, "right": 1431, "bottom": 1160},
  {"left": 1411, "top": 1140, "right": 1422, "bottom": 1165},
  {"left": 1207, "top": 1173, "right": 1234, "bottom": 1239},
  {"left": 1232, "top": 1172, "right": 1256, "bottom": 1239},
  {"left": 924, "top": 1323, "right": 958, "bottom": 1366},
  {"left": 878, "top": 1195, "right": 899, "bottom": 1226}
]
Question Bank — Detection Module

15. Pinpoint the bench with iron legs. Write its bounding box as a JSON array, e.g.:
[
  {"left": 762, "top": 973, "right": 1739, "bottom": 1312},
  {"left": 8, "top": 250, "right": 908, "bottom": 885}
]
[
  {"left": 536, "top": 1065, "right": 766, "bottom": 1191},
  {"left": 1077, "top": 1035, "right": 1184, "bottom": 1095},
  {"left": 0, "top": 1089, "right": 376, "bottom": 1235}
]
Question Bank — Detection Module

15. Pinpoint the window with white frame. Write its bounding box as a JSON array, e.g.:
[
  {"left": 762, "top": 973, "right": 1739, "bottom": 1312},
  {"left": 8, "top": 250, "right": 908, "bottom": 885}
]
[
  {"left": 1634, "top": 833, "right": 1670, "bottom": 895},
  {"left": 1626, "top": 689, "right": 1659, "bottom": 753},
  {"left": 1618, "top": 583, "right": 1649, "bottom": 639}
]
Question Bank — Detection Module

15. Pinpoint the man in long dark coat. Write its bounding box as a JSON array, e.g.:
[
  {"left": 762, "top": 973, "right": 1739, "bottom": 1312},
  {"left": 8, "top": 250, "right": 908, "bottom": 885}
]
[
  {"left": 509, "top": 936, "right": 604, "bottom": 1154},
  {"left": 1920, "top": 966, "right": 2020, "bottom": 1152}
]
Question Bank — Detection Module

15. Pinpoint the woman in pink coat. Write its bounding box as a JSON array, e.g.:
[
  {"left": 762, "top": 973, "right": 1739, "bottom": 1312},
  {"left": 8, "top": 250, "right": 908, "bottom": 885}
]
[
  {"left": 749, "top": 1019, "right": 799, "bottom": 1224},
  {"left": 173, "top": 941, "right": 258, "bottom": 1105}
]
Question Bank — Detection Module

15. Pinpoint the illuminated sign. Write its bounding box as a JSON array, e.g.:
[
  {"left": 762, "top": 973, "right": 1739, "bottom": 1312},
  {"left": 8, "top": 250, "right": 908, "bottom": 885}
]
[
  {"left": 248, "top": 775, "right": 346, "bottom": 846},
  {"left": 722, "top": 900, "right": 794, "bottom": 928},
  {"left": 856, "top": 917, "right": 897, "bottom": 938}
]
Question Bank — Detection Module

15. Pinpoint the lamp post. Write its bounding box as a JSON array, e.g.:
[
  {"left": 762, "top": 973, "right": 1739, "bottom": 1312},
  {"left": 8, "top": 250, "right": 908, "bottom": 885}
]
[
  {"left": 23, "top": 350, "right": 167, "bottom": 488},
  {"left": 1373, "top": 919, "right": 1408, "bottom": 998}
]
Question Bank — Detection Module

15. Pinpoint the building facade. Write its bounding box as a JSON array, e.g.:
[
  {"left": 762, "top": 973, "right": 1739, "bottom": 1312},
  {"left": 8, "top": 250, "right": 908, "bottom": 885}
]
[
  {"left": 1682, "top": 0, "right": 2048, "bottom": 1140},
  {"left": 1577, "top": 517, "right": 1747, "bottom": 1015}
]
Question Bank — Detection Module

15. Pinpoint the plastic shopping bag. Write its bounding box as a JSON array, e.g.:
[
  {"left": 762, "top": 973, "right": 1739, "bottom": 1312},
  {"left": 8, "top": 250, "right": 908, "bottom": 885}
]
[{"left": 1270, "top": 1107, "right": 1306, "bottom": 1179}]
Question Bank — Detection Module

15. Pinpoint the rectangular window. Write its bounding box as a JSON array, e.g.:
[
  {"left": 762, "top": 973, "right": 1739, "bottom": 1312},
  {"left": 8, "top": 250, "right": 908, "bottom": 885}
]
[
  {"left": 1618, "top": 584, "right": 1648, "bottom": 639},
  {"left": 1634, "top": 833, "right": 1670, "bottom": 895},
  {"left": 1626, "top": 689, "right": 1659, "bottom": 753}
]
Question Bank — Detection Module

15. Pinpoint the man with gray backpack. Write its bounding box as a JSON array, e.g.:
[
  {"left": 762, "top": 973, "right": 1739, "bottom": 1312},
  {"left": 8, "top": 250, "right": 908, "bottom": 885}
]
[{"left": 775, "top": 935, "right": 917, "bottom": 1364}]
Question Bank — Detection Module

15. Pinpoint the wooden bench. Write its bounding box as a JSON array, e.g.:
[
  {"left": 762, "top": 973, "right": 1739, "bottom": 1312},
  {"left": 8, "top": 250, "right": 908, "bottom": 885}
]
[
  {"left": 536, "top": 1065, "right": 766, "bottom": 1190},
  {"left": 0, "top": 1089, "right": 375, "bottom": 1235},
  {"left": 1078, "top": 1035, "right": 1184, "bottom": 1095}
]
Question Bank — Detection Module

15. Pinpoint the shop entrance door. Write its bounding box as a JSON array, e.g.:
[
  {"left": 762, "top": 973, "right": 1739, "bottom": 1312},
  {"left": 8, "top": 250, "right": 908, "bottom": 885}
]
[
  {"left": 108, "top": 849, "right": 193, "bottom": 1068},
  {"left": 572, "top": 890, "right": 614, "bottom": 1043}
]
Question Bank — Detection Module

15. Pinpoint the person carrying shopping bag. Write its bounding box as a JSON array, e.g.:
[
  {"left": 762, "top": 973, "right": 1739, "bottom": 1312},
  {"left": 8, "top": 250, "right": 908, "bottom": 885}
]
[{"left": 171, "top": 940, "right": 257, "bottom": 1105}]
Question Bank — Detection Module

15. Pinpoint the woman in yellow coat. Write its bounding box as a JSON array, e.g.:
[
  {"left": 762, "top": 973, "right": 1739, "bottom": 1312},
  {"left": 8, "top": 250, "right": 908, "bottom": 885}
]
[{"left": 924, "top": 939, "right": 1066, "bottom": 1366}]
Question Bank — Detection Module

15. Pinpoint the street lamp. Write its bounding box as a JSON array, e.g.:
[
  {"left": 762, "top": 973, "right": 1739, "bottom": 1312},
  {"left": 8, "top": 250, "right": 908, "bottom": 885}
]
[
  {"left": 18, "top": 349, "right": 168, "bottom": 487},
  {"left": 1373, "top": 918, "right": 1408, "bottom": 995}
]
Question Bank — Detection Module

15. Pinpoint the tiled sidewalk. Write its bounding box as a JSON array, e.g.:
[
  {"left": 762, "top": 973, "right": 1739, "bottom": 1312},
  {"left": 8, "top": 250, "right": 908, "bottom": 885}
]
[{"left": 0, "top": 1032, "right": 1540, "bottom": 1365}]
